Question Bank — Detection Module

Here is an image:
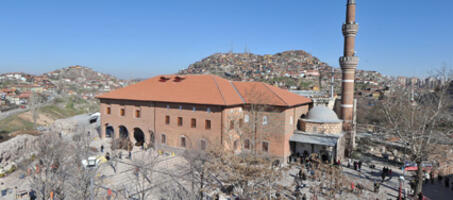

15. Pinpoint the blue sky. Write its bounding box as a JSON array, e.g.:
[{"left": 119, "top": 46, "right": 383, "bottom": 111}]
[{"left": 0, "top": 0, "right": 452, "bottom": 79}]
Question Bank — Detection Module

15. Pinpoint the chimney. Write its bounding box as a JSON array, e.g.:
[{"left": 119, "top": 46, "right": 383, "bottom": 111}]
[{"left": 340, "top": 0, "right": 359, "bottom": 150}]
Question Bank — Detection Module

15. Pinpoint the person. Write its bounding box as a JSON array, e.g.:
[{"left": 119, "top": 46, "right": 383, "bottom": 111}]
[
  {"left": 358, "top": 160, "right": 362, "bottom": 171},
  {"left": 298, "top": 169, "right": 303, "bottom": 180},
  {"left": 425, "top": 172, "right": 430, "bottom": 184},
  {"left": 351, "top": 182, "right": 355, "bottom": 193},
  {"left": 105, "top": 152, "right": 110, "bottom": 160},
  {"left": 353, "top": 161, "right": 357, "bottom": 171},
  {"left": 128, "top": 151, "right": 132, "bottom": 159},
  {"left": 118, "top": 151, "right": 122, "bottom": 159},
  {"left": 373, "top": 181, "right": 380, "bottom": 193},
  {"left": 302, "top": 193, "right": 307, "bottom": 200},
  {"left": 381, "top": 171, "right": 386, "bottom": 182},
  {"left": 418, "top": 192, "right": 423, "bottom": 200},
  {"left": 389, "top": 168, "right": 392, "bottom": 176},
  {"left": 100, "top": 145, "right": 104, "bottom": 153},
  {"left": 445, "top": 177, "right": 450, "bottom": 188}
]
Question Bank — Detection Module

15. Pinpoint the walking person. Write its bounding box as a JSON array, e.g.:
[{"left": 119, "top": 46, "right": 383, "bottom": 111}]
[
  {"left": 100, "top": 145, "right": 104, "bottom": 153},
  {"left": 128, "top": 151, "right": 132, "bottom": 159}
]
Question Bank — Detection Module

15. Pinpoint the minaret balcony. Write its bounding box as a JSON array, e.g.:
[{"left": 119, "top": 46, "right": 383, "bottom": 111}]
[
  {"left": 339, "top": 56, "right": 359, "bottom": 69},
  {"left": 342, "top": 23, "right": 359, "bottom": 37}
]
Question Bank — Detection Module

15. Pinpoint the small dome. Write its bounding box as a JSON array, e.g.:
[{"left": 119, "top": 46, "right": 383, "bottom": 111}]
[{"left": 305, "top": 106, "right": 341, "bottom": 123}]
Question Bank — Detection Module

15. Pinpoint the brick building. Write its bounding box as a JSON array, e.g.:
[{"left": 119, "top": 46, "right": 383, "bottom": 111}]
[{"left": 97, "top": 74, "right": 311, "bottom": 160}]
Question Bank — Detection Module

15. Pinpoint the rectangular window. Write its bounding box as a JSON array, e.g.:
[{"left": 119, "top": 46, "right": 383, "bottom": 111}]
[
  {"left": 165, "top": 115, "right": 170, "bottom": 125},
  {"left": 205, "top": 120, "right": 211, "bottom": 130},
  {"left": 181, "top": 137, "right": 186, "bottom": 148},
  {"left": 120, "top": 108, "right": 125, "bottom": 116},
  {"left": 178, "top": 117, "right": 183, "bottom": 126},
  {"left": 262, "top": 141, "right": 269, "bottom": 152},
  {"left": 161, "top": 134, "right": 166, "bottom": 144},
  {"left": 135, "top": 110, "right": 141, "bottom": 118},
  {"left": 239, "top": 119, "right": 244, "bottom": 128},
  {"left": 191, "top": 118, "right": 196, "bottom": 128},
  {"left": 230, "top": 120, "right": 234, "bottom": 130},
  {"left": 106, "top": 107, "right": 111, "bottom": 115}
]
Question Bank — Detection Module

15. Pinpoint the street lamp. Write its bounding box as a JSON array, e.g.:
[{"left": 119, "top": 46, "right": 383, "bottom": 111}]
[
  {"left": 82, "top": 156, "right": 99, "bottom": 200},
  {"left": 398, "top": 175, "right": 405, "bottom": 200}
]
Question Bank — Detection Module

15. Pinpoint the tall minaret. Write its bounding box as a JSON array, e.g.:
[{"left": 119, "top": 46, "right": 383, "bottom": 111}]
[{"left": 340, "top": 0, "right": 359, "bottom": 151}]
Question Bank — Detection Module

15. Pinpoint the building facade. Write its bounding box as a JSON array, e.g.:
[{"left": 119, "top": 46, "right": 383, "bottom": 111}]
[{"left": 97, "top": 74, "right": 312, "bottom": 160}]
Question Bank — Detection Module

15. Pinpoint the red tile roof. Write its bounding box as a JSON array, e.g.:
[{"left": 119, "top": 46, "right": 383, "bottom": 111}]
[{"left": 97, "top": 74, "right": 311, "bottom": 107}]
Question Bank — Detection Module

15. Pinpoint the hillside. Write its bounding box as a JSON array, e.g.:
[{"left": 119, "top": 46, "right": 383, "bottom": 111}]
[{"left": 179, "top": 50, "right": 388, "bottom": 91}]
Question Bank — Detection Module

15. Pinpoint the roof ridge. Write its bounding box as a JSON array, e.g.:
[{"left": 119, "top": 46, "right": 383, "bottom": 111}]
[
  {"left": 230, "top": 81, "right": 246, "bottom": 104},
  {"left": 211, "top": 75, "right": 227, "bottom": 105},
  {"left": 262, "top": 83, "right": 289, "bottom": 106}
]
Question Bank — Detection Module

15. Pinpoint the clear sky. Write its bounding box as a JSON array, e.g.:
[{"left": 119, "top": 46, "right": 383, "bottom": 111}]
[{"left": 0, "top": 0, "right": 452, "bottom": 79}]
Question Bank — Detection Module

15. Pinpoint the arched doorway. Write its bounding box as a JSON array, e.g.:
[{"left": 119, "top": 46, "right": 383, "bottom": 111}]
[
  {"left": 105, "top": 124, "right": 114, "bottom": 138},
  {"left": 133, "top": 128, "right": 145, "bottom": 146},
  {"left": 119, "top": 126, "right": 129, "bottom": 139}
]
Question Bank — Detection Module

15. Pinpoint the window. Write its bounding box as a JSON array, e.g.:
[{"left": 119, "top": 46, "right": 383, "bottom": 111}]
[
  {"left": 205, "top": 120, "right": 211, "bottom": 130},
  {"left": 179, "top": 105, "right": 182, "bottom": 110},
  {"left": 200, "top": 139, "right": 206, "bottom": 151},
  {"left": 165, "top": 115, "right": 170, "bottom": 124},
  {"left": 207, "top": 107, "right": 211, "bottom": 113},
  {"left": 191, "top": 118, "right": 196, "bottom": 128},
  {"left": 192, "top": 106, "right": 196, "bottom": 112},
  {"left": 166, "top": 105, "right": 170, "bottom": 109},
  {"left": 135, "top": 110, "right": 141, "bottom": 118},
  {"left": 233, "top": 140, "right": 239, "bottom": 150},
  {"left": 181, "top": 136, "right": 186, "bottom": 148},
  {"left": 161, "top": 134, "right": 166, "bottom": 144},
  {"left": 290, "top": 116, "right": 293, "bottom": 125},
  {"left": 244, "top": 114, "right": 249, "bottom": 123},
  {"left": 178, "top": 117, "right": 183, "bottom": 126},
  {"left": 244, "top": 139, "right": 250, "bottom": 150},
  {"left": 239, "top": 119, "right": 244, "bottom": 128},
  {"left": 120, "top": 108, "right": 125, "bottom": 116},
  {"left": 262, "top": 116, "right": 268, "bottom": 125},
  {"left": 106, "top": 107, "right": 111, "bottom": 115},
  {"left": 229, "top": 120, "right": 234, "bottom": 130},
  {"left": 262, "top": 141, "right": 269, "bottom": 152}
]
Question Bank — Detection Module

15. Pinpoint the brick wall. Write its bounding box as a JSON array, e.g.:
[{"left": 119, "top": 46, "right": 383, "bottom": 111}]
[{"left": 100, "top": 99, "right": 309, "bottom": 160}]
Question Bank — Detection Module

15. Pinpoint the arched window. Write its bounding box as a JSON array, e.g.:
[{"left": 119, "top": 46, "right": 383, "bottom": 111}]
[
  {"left": 180, "top": 136, "right": 186, "bottom": 148},
  {"left": 233, "top": 140, "right": 239, "bottom": 150},
  {"left": 262, "top": 116, "right": 268, "bottom": 125},
  {"left": 244, "top": 139, "right": 250, "bottom": 150},
  {"left": 200, "top": 139, "right": 207, "bottom": 151}
]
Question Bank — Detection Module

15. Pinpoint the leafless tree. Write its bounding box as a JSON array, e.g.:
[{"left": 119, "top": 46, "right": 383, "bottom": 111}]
[
  {"left": 28, "top": 133, "right": 72, "bottom": 200},
  {"left": 124, "top": 150, "right": 162, "bottom": 200},
  {"left": 30, "top": 91, "right": 41, "bottom": 129},
  {"left": 380, "top": 68, "right": 453, "bottom": 195}
]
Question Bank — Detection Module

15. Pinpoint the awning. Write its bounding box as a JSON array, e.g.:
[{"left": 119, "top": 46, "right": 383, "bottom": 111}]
[{"left": 290, "top": 133, "right": 340, "bottom": 147}]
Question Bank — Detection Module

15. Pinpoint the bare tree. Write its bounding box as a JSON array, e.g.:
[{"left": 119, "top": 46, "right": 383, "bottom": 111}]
[
  {"left": 380, "top": 68, "right": 453, "bottom": 195},
  {"left": 28, "top": 133, "right": 72, "bottom": 200},
  {"left": 30, "top": 91, "right": 40, "bottom": 129},
  {"left": 125, "top": 150, "right": 162, "bottom": 200}
]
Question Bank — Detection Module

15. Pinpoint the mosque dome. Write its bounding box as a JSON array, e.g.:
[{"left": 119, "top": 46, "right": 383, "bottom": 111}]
[{"left": 305, "top": 106, "right": 342, "bottom": 123}]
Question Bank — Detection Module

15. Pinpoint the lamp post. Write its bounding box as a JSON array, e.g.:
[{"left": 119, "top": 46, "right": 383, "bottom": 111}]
[
  {"left": 399, "top": 175, "right": 405, "bottom": 200},
  {"left": 82, "top": 156, "right": 99, "bottom": 200}
]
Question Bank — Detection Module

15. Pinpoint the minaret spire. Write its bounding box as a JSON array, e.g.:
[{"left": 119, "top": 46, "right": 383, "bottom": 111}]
[{"left": 340, "top": 0, "right": 359, "bottom": 151}]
